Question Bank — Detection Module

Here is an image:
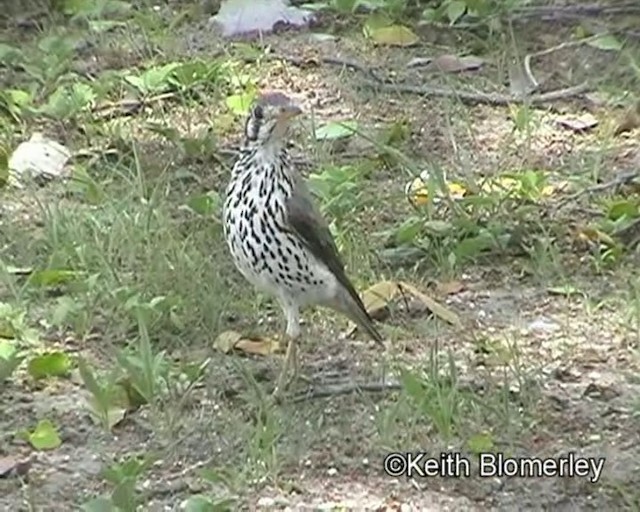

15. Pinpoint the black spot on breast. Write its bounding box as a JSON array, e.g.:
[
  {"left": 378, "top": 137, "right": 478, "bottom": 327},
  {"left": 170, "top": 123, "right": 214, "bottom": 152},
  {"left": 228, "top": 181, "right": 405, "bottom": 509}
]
[{"left": 277, "top": 247, "right": 288, "bottom": 265}]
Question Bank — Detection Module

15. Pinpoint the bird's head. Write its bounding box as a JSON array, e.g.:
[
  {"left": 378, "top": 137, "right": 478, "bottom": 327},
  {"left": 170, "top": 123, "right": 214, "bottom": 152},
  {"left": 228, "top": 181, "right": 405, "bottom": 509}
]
[{"left": 244, "top": 91, "right": 302, "bottom": 147}]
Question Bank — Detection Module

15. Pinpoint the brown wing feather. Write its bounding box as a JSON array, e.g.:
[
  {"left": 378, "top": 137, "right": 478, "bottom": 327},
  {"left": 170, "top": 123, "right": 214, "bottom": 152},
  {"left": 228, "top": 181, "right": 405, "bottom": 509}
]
[{"left": 285, "top": 177, "right": 371, "bottom": 315}]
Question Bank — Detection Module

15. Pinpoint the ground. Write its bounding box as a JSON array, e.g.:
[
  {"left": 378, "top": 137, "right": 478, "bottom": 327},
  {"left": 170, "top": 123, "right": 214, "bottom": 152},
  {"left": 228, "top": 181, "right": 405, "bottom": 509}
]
[{"left": 1, "top": 0, "right": 640, "bottom": 510}]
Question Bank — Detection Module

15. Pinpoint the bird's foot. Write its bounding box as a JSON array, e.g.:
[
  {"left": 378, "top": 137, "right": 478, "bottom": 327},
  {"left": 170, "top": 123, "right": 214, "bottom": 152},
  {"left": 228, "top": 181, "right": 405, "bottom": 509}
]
[{"left": 272, "top": 336, "right": 310, "bottom": 401}]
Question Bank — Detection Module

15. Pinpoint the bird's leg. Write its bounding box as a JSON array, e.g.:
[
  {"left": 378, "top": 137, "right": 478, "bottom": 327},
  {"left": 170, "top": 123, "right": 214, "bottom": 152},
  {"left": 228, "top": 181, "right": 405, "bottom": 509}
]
[{"left": 273, "top": 301, "right": 301, "bottom": 399}]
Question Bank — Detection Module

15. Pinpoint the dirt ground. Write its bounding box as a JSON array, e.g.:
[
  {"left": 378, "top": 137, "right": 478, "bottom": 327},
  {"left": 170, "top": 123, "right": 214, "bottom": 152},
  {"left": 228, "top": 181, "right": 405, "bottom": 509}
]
[{"left": 1, "top": 1, "right": 640, "bottom": 510}]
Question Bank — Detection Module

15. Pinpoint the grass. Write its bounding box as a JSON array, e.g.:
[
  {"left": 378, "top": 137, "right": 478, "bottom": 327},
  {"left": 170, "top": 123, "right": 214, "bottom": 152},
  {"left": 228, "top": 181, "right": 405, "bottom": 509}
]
[{"left": 1, "top": 0, "right": 640, "bottom": 509}]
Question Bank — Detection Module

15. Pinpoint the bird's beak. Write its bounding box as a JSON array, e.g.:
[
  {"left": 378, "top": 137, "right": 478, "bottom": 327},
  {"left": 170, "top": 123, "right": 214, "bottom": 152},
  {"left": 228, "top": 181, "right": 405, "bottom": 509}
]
[{"left": 277, "top": 104, "right": 302, "bottom": 122}]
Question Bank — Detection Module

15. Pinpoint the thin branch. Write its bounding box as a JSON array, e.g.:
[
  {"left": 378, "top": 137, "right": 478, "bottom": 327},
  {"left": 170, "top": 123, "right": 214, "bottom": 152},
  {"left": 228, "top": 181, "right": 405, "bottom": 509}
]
[
  {"left": 552, "top": 169, "right": 639, "bottom": 211},
  {"left": 512, "top": 2, "right": 640, "bottom": 20},
  {"left": 358, "top": 80, "right": 591, "bottom": 106},
  {"left": 290, "top": 380, "right": 402, "bottom": 402}
]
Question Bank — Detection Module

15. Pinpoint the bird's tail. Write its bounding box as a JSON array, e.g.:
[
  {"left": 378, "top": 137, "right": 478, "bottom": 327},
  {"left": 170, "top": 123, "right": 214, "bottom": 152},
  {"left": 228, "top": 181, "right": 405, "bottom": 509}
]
[{"left": 334, "top": 288, "right": 384, "bottom": 347}]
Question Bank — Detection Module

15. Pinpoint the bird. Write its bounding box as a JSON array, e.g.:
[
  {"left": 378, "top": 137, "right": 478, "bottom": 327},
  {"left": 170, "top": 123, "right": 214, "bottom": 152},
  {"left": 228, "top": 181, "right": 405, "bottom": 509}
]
[{"left": 222, "top": 91, "right": 384, "bottom": 398}]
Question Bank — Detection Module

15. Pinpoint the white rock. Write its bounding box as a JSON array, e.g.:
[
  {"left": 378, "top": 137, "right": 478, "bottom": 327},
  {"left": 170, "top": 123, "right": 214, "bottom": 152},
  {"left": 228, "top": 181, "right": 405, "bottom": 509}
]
[{"left": 8, "top": 132, "right": 71, "bottom": 187}]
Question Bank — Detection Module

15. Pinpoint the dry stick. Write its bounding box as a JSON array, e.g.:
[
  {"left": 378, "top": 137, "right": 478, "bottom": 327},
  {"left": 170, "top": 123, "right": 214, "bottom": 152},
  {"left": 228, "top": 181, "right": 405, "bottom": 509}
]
[
  {"left": 290, "top": 380, "right": 402, "bottom": 403},
  {"left": 552, "top": 169, "right": 639, "bottom": 212},
  {"left": 273, "top": 53, "right": 590, "bottom": 106},
  {"left": 358, "top": 80, "right": 591, "bottom": 106},
  {"left": 512, "top": 2, "right": 640, "bottom": 20}
]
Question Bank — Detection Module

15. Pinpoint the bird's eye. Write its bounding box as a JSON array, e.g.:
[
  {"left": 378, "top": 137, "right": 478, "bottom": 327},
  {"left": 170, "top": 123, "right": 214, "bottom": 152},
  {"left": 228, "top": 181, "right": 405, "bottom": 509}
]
[{"left": 253, "top": 105, "right": 264, "bottom": 119}]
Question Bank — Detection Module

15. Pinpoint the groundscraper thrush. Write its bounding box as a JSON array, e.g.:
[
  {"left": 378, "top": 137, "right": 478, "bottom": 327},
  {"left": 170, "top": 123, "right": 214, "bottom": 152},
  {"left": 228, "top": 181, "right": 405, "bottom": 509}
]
[{"left": 222, "top": 91, "right": 383, "bottom": 397}]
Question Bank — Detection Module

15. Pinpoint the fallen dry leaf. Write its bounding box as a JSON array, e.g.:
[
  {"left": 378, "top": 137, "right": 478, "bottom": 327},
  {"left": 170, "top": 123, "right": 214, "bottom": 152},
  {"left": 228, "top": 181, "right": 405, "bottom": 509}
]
[
  {"left": 556, "top": 113, "right": 598, "bottom": 133},
  {"left": 398, "top": 281, "right": 462, "bottom": 327},
  {"left": 614, "top": 100, "right": 640, "bottom": 136},
  {"left": 431, "top": 54, "right": 484, "bottom": 73},
  {"left": 360, "top": 280, "right": 462, "bottom": 327},
  {"left": 576, "top": 226, "right": 617, "bottom": 248},
  {"left": 361, "top": 280, "right": 398, "bottom": 320},
  {"left": 213, "top": 330, "right": 280, "bottom": 356},
  {"left": 0, "top": 456, "right": 18, "bottom": 478},
  {"left": 436, "top": 280, "right": 466, "bottom": 295}
]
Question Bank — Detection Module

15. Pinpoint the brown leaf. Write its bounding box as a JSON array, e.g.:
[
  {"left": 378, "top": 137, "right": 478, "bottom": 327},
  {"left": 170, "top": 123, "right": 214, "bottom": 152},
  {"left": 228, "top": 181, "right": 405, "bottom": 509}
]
[
  {"left": 213, "top": 330, "right": 280, "bottom": 356},
  {"left": 213, "top": 330, "right": 243, "bottom": 354},
  {"left": 360, "top": 280, "right": 462, "bottom": 327},
  {"left": 0, "top": 455, "right": 32, "bottom": 478},
  {"left": 614, "top": 101, "right": 640, "bottom": 136},
  {"left": 361, "top": 280, "right": 401, "bottom": 318},
  {"left": 431, "top": 54, "right": 484, "bottom": 73},
  {"left": 235, "top": 338, "right": 280, "bottom": 356},
  {"left": 436, "top": 280, "right": 466, "bottom": 295},
  {"left": 556, "top": 113, "right": 598, "bottom": 133},
  {"left": 576, "top": 226, "right": 616, "bottom": 247},
  {"left": 399, "top": 281, "right": 462, "bottom": 327},
  {"left": 0, "top": 456, "right": 18, "bottom": 478}
]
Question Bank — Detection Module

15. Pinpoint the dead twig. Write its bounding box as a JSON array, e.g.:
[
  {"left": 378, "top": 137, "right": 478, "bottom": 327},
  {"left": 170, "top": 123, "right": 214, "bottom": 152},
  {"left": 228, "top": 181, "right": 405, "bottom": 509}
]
[
  {"left": 512, "top": 2, "right": 640, "bottom": 20},
  {"left": 552, "top": 169, "right": 639, "bottom": 212},
  {"left": 91, "top": 92, "right": 177, "bottom": 121},
  {"left": 290, "top": 379, "right": 402, "bottom": 402},
  {"left": 358, "top": 80, "right": 591, "bottom": 106}
]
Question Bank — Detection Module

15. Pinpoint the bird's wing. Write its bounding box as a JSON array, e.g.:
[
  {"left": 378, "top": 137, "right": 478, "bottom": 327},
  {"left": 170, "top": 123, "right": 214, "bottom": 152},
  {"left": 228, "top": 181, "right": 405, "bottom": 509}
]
[{"left": 285, "top": 176, "right": 369, "bottom": 310}]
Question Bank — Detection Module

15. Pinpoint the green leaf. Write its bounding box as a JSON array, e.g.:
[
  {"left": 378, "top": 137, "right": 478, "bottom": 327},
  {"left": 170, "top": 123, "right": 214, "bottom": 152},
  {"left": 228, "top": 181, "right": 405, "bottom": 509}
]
[
  {"left": 225, "top": 91, "right": 256, "bottom": 116},
  {"left": 186, "top": 191, "right": 221, "bottom": 216},
  {"left": 0, "top": 146, "right": 8, "bottom": 186},
  {"left": 0, "top": 352, "right": 23, "bottom": 383},
  {"left": 111, "top": 479, "right": 137, "bottom": 511},
  {"left": 27, "top": 269, "right": 81, "bottom": 287},
  {"left": 394, "top": 217, "right": 423, "bottom": 244},
  {"left": 87, "top": 396, "right": 128, "bottom": 430},
  {"left": 28, "top": 419, "right": 62, "bottom": 450},
  {"left": 184, "top": 495, "right": 236, "bottom": 512},
  {"left": 0, "top": 43, "right": 24, "bottom": 66},
  {"left": 607, "top": 199, "right": 638, "bottom": 221},
  {"left": 27, "top": 351, "right": 72, "bottom": 380},
  {"left": 466, "top": 431, "right": 494, "bottom": 454},
  {"left": 446, "top": 0, "right": 467, "bottom": 24},
  {"left": 81, "top": 496, "right": 117, "bottom": 512},
  {"left": 587, "top": 34, "right": 623, "bottom": 52},
  {"left": 400, "top": 370, "right": 425, "bottom": 404},
  {"left": 423, "top": 220, "right": 455, "bottom": 235},
  {"left": 6, "top": 89, "right": 32, "bottom": 107},
  {"left": 547, "top": 285, "right": 581, "bottom": 297},
  {"left": 184, "top": 495, "right": 217, "bottom": 512},
  {"left": 333, "top": 0, "right": 357, "bottom": 13},
  {"left": 125, "top": 63, "right": 180, "bottom": 95},
  {"left": 367, "top": 25, "right": 419, "bottom": 46},
  {"left": 38, "top": 83, "right": 94, "bottom": 119},
  {"left": 171, "top": 60, "right": 221, "bottom": 88},
  {"left": 0, "top": 340, "right": 17, "bottom": 360},
  {"left": 77, "top": 357, "right": 105, "bottom": 402},
  {"left": 314, "top": 120, "right": 359, "bottom": 140}
]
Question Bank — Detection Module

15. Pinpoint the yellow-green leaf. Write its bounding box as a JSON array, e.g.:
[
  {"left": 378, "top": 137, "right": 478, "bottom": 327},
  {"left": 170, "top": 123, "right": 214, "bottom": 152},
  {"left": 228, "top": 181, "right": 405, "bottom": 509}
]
[
  {"left": 27, "top": 351, "right": 72, "bottom": 380},
  {"left": 467, "top": 431, "right": 494, "bottom": 454},
  {"left": 368, "top": 25, "right": 418, "bottom": 47},
  {"left": 587, "top": 34, "right": 623, "bottom": 52},
  {"left": 28, "top": 420, "right": 62, "bottom": 450},
  {"left": 446, "top": 0, "right": 467, "bottom": 24},
  {"left": 27, "top": 269, "right": 81, "bottom": 287},
  {"left": 225, "top": 91, "right": 256, "bottom": 116}
]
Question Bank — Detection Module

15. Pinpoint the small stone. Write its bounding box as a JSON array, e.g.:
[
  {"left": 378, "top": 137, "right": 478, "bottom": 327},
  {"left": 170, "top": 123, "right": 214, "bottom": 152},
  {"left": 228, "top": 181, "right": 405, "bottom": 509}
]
[
  {"left": 327, "top": 467, "right": 338, "bottom": 476},
  {"left": 257, "top": 497, "right": 276, "bottom": 507}
]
